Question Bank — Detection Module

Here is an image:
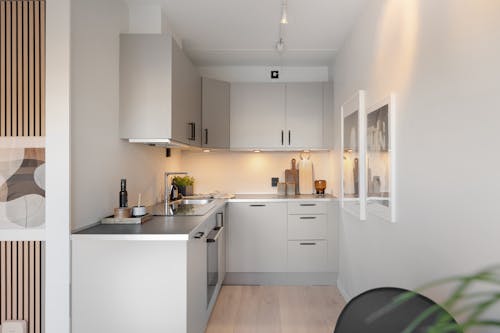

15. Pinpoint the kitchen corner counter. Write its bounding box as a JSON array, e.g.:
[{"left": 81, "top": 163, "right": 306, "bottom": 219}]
[
  {"left": 228, "top": 193, "right": 337, "bottom": 202},
  {"left": 72, "top": 199, "right": 226, "bottom": 241},
  {"left": 71, "top": 195, "right": 338, "bottom": 241}
]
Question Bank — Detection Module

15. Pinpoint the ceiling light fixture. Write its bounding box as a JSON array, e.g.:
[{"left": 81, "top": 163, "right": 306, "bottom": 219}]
[
  {"left": 276, "top": 38, "right": 285, "bottom": 53},
  {"left": 280, "top": 0, "right": 288, "bottom": 24}
]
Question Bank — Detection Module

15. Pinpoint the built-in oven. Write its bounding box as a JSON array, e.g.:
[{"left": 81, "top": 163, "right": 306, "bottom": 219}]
[{"left": 206, "top": 217, "right": 224, "bottom": 307}]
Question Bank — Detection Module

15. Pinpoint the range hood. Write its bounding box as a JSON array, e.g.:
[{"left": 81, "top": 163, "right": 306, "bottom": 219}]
[{"left": 128, "top": 138, "right": 201, "bottom": 150}]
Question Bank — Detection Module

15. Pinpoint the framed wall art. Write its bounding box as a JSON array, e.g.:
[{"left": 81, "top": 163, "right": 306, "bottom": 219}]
[
  {"left": 366, "top": 94, "right": 396, "bottom": 222},
  {"left": 340, "top": 90, "right": 366, "bottom": 220}
]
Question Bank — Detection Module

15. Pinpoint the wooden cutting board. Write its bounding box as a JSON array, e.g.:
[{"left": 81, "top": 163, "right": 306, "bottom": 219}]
[
  {"left": 299, "top": 154, "right": 314, "bottom": 194},
  {"left": 285, "top": 158, "right": 299, "bottom": 194}
]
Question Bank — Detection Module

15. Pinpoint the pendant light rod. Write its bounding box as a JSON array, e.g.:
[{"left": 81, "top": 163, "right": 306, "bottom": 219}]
[{"left": 280, "top": 0, "right": 288, "bottom": 25}]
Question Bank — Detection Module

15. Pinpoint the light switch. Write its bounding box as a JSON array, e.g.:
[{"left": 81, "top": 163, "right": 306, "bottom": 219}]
[{"left": 1, "top": 320, "right": 27, "bottom": 333}]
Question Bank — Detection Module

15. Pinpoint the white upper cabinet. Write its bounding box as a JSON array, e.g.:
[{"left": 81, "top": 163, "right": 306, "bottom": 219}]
[
  {"left": 202, "top": 78, "right": 230, "bottom": 149},
  {"left": 286, "top": 82, "right": 324, "bottom": 149},
  {"left": 230, "top": 83, "right": 286, "bottom": 149},
  {"left": 230, "top": 82, "right": 326, "bottom": 150},
  {"left": 119, "top": 34, "right": 201, "bottom": 147}
]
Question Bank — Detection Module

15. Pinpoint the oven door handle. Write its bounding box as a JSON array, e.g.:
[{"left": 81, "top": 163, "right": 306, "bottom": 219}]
[{"left": 206, "top": 226, "right": 224, "bottom": 243}]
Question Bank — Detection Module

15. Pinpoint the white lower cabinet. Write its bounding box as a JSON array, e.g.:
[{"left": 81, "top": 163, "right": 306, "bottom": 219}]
[
  {"left": 287, "top": 240, "right": 328, "bottom": 272},
  {"left": 72, "top": 214, "right": 216, "bottom": 333},
  {"left": 227, "top": 200, "right": 337, "bottom": 281},
  {"left": 286, "top": 201, "right": 330, "bottom": 273},
  {"left": 227, "top": 202, "right": 287, "bottom": 272}
]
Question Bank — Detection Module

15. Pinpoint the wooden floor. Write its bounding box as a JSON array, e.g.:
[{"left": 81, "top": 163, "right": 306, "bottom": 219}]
[{"left": 205, "top": 286, "right": 346, "bottom": 333}]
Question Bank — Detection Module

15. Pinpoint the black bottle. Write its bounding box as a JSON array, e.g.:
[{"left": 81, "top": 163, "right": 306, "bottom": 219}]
[{"left": 119, "top": 179, "right": 128, "bottom": 207}]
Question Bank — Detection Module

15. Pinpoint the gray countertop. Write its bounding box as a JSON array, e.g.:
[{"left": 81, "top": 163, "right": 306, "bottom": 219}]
[
  {"left": 72, "top": 194, "right": 338, "bottom": 241},
  {"left": 229, "top": 193, "right": 336, "bottom": 202}
]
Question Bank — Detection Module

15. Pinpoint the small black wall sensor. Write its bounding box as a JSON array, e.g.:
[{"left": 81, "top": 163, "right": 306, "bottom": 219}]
[
  {"left": 271, "top": 177, "right": 279, "bottom": 187},
  {"left": 271, "top": 70, "right": 279, "bottom": 79}
]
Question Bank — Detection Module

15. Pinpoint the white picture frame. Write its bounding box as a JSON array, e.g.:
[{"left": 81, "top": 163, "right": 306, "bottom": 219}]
[
  {"left": 365, "top": 94, "right": 396, "bottom": 222},
  {"left": 340, "top": 90, "right": 366, "bottom": 220}
]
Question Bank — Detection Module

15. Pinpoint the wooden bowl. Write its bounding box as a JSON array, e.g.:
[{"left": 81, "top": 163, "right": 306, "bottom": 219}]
[{"left": 114, "top": 207, "right": 132, "bottom": 219}]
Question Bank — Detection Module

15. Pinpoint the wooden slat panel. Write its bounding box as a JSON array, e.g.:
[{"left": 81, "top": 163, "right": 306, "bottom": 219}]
[
  {"left": 34, "top": 1, "right": 39, "bottom": 136},
  {"left": 0, "top": 242, "right": 5, "bottom": 324},
  {"left": 6, "top": 1, "right": 11, "bottom": 136},
  {"left": 12, "top": 242, "right": 17, "bottom": 319},
  {"left": 29, "top": 241, "right": 34, "bottom": 333},
  {"left": 23, "top": 1, "right": 29, "bottom": 136},
  {"left": 28, "top": 1, "right": 34, "bottom": 136},
  {"left": 34, "top": 242, "right": 40, "bottom": 333},
  {"left": 1, "top": 241, "right": 44, "bottom": 333},
  {"left": 23, "top": 242, "right": 29, "bottom": 322},
  {"left": 18, "top": 242, "right": 23, "bottom": 320},
  {"left": 0, "top": 0, "right": 45, "bottom": 137},
  {"left": 17, "top": 1, "right": 23, "bottom": 136},
  {"left": 11, "top": 2, "right": 17, "bottom": 136},
  {"left": 0, "top": 1, "right": 5, "bottom": 136},
  {"left": 6, "top": 242, "right": 12, "bottom": 320},
  {"left": 40, "top": 1, "right": 45, "bottom": 136}
]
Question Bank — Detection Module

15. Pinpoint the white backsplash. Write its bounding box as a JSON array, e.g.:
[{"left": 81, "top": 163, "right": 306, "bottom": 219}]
[{"left": 180, "top": 150, "right": 335, "bottom": 195}]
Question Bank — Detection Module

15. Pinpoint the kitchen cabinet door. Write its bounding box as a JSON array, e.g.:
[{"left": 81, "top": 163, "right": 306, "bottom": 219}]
[
  {"left": 285, "top": 82, "right": 324, "bottom": 149},
  {"left": 230, "top": 83, "right": 286, "bottom": 149},
  {"left": 202, "top": 78, "right": 230, "bottom": 149},
  {"left": 227, "top": 202, "right": 287, "bottom": 272},
  {"left": 120, "top": 34, "right": 201, "bottom": 147},
  {"left": 171, "top": 41, "right": 202, "bottom": 146},
  {"left": 187, "top": 230, "right": 208, "bottom": 333}
]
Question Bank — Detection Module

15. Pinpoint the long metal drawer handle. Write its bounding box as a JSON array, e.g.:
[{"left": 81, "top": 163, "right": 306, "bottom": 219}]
[
  {"left": 300, "top": 216, "right": 317, "bottom": 220},
  {"left": 300, "top": 242, "right": 317, "bottom": 246},
  {"left": 300, "top": 204, "right": 316, "bottom": 207},
  {"left": 250, "top": 204, "right": 266, "bottom": 207},
  {"left": 207, "top": 226, "right": 224, "bottom": 243}
]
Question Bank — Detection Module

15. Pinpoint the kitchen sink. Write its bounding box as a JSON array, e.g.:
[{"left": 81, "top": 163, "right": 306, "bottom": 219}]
[
  {"left": 152, "top": 197, "right": 217, "bottom": 216},
  {"left": 180, "top": 198, "right": 214, "bottom": 205}
]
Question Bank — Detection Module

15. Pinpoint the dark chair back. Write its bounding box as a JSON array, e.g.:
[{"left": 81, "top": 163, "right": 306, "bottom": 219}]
[{"left": 334, "top": 287, "right": 459, "bottom": 333}]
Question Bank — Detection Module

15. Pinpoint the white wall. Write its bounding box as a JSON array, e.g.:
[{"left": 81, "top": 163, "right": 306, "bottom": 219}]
[
  {"left": 334, "top": 0, "right": 500, "bottom": 316},
  {"left": 181, "top": 151, "right": 333, "bottom": 195},
  {"left": 71, "top": 0, "right": 182, "bottom": 231}
]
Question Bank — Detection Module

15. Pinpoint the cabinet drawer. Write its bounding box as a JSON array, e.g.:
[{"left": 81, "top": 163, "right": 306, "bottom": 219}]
[
  {"left": 287, "top": 240, "right": 327, "bottom": 272},
  {"left": 288, "top": 214, "right": 327, "bottom": 240},
  {"left": 288, "top": 201, "right": 327, "bottom": 215}
]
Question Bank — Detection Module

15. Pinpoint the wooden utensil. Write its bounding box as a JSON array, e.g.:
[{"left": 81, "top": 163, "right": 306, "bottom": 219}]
[{"left": 285, "top": 158, "right": 299, "bottom": 195}]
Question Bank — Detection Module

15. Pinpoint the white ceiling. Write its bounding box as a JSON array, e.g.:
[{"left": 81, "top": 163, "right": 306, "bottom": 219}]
[{"left": 126, "top": 0, "right": 369, "bottom": 66}]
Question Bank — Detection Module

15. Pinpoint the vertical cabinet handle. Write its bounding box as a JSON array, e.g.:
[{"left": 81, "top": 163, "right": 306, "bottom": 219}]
[
  {"left": 187, "top": 122, "right": 196, "bottom": 141},
  {"left": 216, "top": 212, "right": 224, "bottom": 227},
  {"left": 281, "top": 130, "right": 284, "bottom": 145},
  {"left": 288, "top": 130, "right": 291, "bottom": 145},
  {"left": 204, "top": 128, "right": 208, "bottom": 145}
]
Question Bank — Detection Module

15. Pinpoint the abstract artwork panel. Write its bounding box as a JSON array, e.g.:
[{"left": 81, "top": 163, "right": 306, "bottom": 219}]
[{"left": 0, "top": 139, "right": 45, "bottom": 229}]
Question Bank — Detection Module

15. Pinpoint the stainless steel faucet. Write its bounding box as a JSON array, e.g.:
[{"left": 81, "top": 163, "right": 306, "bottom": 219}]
[{"left": 164, "top": 172, "right": 188, "bottom": 205}]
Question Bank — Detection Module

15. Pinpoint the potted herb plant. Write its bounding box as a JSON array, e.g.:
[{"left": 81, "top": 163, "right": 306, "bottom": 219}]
[{"left": 172, "top": 176, "right": 195, "bottom": 196}]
